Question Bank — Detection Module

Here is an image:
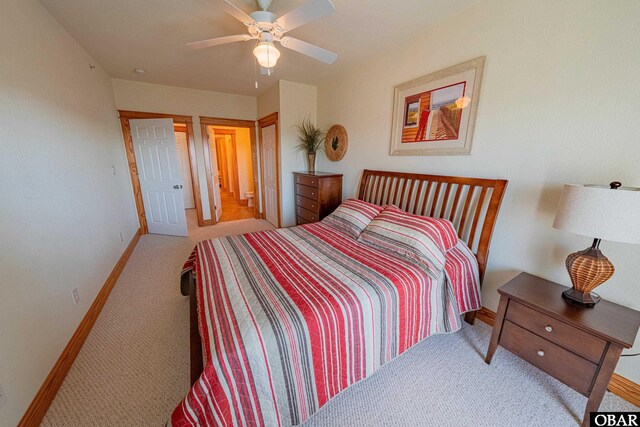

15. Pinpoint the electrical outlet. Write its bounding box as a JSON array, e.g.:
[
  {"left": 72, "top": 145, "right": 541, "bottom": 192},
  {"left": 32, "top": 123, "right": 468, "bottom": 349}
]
[
  {"left": 112, "top": 165, "right": 116, "bottom": 176},
  {"left": 119, "top": 232, "right": 124, "bottom": 242},
  {"left": 0, "top": 381, "right": 7, "bottom": 410},
  {"left": 72, "top": 288, "right": 80, "bottom": 305}
]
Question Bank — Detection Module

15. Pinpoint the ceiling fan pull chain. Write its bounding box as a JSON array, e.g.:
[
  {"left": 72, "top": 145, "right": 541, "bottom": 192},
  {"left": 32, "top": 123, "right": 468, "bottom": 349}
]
[{"left": 254, "top": 56, "right": 259, "bottom": 89}]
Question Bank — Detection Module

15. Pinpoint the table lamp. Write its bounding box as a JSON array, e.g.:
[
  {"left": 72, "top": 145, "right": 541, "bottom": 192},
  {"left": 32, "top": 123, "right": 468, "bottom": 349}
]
[{"left": 552, "top": 182, "right": 640, "bottom": 306}]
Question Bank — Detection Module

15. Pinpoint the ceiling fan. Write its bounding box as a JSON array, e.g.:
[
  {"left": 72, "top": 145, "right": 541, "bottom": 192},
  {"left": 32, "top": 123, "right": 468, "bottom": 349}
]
[{"left": 188, "top": 0, "right": 338, "bottom": 70}]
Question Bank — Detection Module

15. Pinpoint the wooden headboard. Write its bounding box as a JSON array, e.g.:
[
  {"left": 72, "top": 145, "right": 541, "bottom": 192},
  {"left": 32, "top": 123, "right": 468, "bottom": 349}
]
[{"left": 357, "top": 170, "right": 508, "bottom": 283}]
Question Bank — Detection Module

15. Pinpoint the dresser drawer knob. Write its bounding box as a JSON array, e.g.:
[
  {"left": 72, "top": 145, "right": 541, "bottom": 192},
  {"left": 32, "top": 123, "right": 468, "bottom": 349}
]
[
  {"left": 537, "top": 350, "right": 545, "bottom": 357},
  {"left": 545, "top": 325, "right": 553, "bottom": 332}
]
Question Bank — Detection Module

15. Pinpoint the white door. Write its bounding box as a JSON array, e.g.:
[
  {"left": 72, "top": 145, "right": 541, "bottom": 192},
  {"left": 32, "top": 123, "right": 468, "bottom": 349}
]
[
  {"left": 130, "top": 118, "right": 188, "bottom": 237},
  {"left": 261, "top": 124, "right": 278, "bottom": 227},
  {"left": 175, "top": 132, "right": 195, "bottom": 209},
  {"left": 207, "top": 129, "right": 222, "bottom": 222}
]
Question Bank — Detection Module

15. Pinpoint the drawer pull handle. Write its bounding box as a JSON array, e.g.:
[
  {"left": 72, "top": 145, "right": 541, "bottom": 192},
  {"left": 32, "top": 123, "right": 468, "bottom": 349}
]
[
  {"left": 545, "top": 325, "right": 553, "bottom": 332},
  {"left": 537, "top": 350, "right": 545, "bottom": 357}
]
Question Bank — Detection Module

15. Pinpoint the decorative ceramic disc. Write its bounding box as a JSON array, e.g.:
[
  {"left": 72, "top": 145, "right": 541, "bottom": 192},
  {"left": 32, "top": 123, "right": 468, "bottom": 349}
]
[{"left": 324, "top": 125, "right": 348, "bottom": 161}]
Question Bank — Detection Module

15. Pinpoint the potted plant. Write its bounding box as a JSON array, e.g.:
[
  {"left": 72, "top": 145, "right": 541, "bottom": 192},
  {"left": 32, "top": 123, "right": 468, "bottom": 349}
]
[{"left": 295, "top": 117, "right": 324, "bottom": 173}]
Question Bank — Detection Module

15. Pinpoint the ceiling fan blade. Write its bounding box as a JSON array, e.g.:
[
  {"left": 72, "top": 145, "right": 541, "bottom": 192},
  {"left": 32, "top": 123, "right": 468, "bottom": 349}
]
[
  {"left": 187, "top": 34, "right": 252, "bottom": 49},
  {"left": 218, "top": 0, "right": 255, "bottom": 25},
  {"left": 280, "top": 36, "right": 337, "bottom": 64},
  {"left": 274, "top": 0, "right": 335, "bottom": 32}
]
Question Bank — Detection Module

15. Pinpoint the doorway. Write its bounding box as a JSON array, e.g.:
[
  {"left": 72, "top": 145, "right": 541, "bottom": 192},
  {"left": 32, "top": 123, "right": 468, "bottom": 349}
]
[
  {"left": 200, "top": 117, "right": 261, "bottom": 224},
  {"left": 118, "top": 110, "right": 206, "bottom": 235},
  {"left": 207, "top": 126, "right": 255, "bottom": 222}
]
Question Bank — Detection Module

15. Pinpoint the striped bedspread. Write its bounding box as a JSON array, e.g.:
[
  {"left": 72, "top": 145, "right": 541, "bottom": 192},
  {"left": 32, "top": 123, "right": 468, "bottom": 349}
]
[{"left": 170, "top": 221, "right": 480, "bottom": 426}]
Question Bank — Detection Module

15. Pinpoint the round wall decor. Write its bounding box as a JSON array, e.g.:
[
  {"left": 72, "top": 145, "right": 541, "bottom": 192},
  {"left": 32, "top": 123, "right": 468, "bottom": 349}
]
[{"left": 324, "top": 125, "right": 348, "bottom": 161}]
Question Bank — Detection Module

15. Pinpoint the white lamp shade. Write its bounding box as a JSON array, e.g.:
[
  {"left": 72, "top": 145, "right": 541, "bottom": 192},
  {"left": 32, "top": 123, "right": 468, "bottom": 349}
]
[
  {"left": 553, "top": 184, "right": 640, "bottom": 244},
  {"left": 253, "top": 41, "right": 280, "bottom": 68}
]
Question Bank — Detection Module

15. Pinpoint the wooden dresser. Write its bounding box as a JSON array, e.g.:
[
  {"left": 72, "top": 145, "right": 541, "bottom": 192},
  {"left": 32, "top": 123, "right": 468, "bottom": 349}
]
[
  {"left": 485, "top": 272, "right": 640, "bottom": 427},
  {"left": 294, "top": 172, "right": 343, "bottom": 225}
]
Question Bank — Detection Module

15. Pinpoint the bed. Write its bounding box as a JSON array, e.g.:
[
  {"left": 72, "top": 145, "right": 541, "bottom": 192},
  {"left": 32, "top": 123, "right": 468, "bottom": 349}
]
[{"left": 171, "top": 170, "right": 508, "bottom": 426}]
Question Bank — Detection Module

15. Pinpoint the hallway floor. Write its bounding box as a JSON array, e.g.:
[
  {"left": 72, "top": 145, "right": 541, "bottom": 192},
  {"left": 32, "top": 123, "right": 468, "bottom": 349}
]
[{"left": 218, "top": 190, "right": 255, "bottom": 222}]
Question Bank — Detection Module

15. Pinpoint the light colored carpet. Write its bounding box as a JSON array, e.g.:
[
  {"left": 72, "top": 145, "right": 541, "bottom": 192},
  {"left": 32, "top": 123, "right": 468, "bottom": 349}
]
[
  {"left": 42, "top": 217, "right": 273, "bottom": 426},
  {"left": 42, "top": 216, "right": 637, "bottom": 426}
]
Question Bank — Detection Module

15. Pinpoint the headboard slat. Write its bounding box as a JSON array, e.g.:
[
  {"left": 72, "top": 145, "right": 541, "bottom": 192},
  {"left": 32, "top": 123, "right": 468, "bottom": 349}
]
[
  {"left": 420, "top": 181, "right": 433, "bottom": 216},
  {"left": 468, "top": 187, "right": 488, "bottom": 248},
  {"left": 429, "top": 182, "right": 443, "bottom": 217},
  {"left": 449, "top": 185, "right": 464, "bottom": 222},
  {"left": 439, "top": 184, "right": 452, "bottom": 218},
  {"left": 458, "top": 186, "right": 476, "bottom": 240},
  {"left": 407, "top": 179, "right": 419, "bottom": 213},
  {"left": 357, "top": 170, "right": 508, "bottom": 284}
]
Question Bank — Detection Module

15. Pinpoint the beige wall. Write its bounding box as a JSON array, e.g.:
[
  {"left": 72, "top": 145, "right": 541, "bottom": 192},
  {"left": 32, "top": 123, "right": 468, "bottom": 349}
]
[
  {"left": 279, "top": 81, "right": 318, "bottom": 226},
  {"left": 255, "top": 83, "right": 281, "bottom": 214},
  {"left": 111, "top": 79, "right": 257, "bottom": 220},
  {"left": 317, "top": 0, "right": 640, "bottom": 382},
  {"left": 0, "top": 0, "right": 139, "bottom": 424},
  {"left": 257, "top": 82, "right": 280, "bottom": 120},
  {"left": 255, "top": 80, "right": 317, "bottom": 226}
]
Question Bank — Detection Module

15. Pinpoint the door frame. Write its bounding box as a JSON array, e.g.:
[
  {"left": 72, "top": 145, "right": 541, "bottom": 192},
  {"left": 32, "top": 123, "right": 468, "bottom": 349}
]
[
  {"left": 118, "top": 110, "right": 205, "bottom": 233},
  {"left": 199, "top": 116, "right": 260, "bottom": 221},
  {"left": 257, "top": 112, "right": 281, "bottom": 228}
]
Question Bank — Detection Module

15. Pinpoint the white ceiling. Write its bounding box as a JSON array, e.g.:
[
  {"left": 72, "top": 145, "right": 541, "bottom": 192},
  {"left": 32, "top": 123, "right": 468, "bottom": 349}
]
[{"left": 40, "top": 0, "right": 479, "bottom": 96}]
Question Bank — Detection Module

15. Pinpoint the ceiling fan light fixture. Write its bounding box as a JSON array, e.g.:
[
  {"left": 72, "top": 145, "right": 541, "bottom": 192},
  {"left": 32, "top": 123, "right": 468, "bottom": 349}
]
[{"left": 253, "top": 41, "right": 280, "bottom": 68}]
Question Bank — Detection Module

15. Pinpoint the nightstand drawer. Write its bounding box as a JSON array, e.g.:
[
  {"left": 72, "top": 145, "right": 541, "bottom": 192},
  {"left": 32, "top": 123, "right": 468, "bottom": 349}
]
[
  {"left": 295, "top": 174, "right": 319, "bottom": 188},
  {"left": 296, "top": 206, "right": 318, "bottom": 223},
  {"left": 506, "top": 301, "right": 606, "bottom": 363},
  {"left": 296, "top": 195, "right": 319, "bottom": 213},
  {"left": 296, "top": 184, "right": 318, "bottom": 200},
  {"left": 500, "top": 321, "right": 597, "bottom": 395}
]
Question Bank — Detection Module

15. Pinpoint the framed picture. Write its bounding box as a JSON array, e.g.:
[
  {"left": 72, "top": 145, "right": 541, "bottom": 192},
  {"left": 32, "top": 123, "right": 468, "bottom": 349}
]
[{"left": 390, "top": 56, "right": 485, "bottom": 156}]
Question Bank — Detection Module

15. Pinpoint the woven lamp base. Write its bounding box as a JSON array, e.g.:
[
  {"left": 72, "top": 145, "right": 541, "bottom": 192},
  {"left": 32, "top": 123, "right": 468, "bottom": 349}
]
[{"left": 563, "top": 242, "right": 614, "bottom": 307}]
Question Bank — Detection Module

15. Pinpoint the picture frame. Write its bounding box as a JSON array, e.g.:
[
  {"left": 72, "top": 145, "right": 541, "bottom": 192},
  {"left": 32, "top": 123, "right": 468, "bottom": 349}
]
[{"left": 390, "top": 56, "right": 485, "bottom": 156}]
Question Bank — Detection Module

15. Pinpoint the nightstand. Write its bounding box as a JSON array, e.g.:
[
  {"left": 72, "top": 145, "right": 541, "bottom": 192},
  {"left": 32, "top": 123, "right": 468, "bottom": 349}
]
[{"left": 485, "top": 272, "right": 640, "bottom": 427}]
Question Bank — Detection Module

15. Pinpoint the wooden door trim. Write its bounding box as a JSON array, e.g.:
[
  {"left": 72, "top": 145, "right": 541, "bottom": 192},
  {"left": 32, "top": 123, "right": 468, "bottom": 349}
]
[
  {"left": 258, "top": 112, "right": 281, "bottom": 228},
  {"left": 118, "top": 110, "right": 205, "bottom": 233},
  {"left": 119, "top": 110, "right": 193, "bottom": 122},
  {"left": 200, "top": 123, "right": 218, "bottom": 226},
  {"left": 199, "top": 116, "right": 260, "bottom": 220},
  {"left": 200, "top": 116, "right": 255, "bottom": 127}
]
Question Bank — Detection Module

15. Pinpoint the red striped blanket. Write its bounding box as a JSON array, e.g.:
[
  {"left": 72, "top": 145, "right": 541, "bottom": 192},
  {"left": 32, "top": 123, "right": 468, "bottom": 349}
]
[{"left": 171, "top": 221, "right": 480, "bottom": 426}]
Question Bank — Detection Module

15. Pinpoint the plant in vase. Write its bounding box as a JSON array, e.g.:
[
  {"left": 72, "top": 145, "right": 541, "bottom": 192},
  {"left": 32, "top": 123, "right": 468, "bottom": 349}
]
[{"left": 295, "top": 117, "right": 324, "bottom": 173}]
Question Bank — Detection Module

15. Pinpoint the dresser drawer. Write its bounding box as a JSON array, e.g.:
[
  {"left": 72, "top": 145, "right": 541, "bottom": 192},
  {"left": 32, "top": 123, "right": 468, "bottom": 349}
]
[
  {"left": 500, "top": 321, "right": 597, "bottom": 395},
  {"left": 296, "top": 184, "right": 318, "bottom": 200},
  {"left": 296, "top": 195, "right": 319, "bottom": 213},
  {"left": 296, "top": 206, "right": 318, "bottom": 223},
  {"left": 506, "top": 301, "right": 606, "bottom": 363},
  {"left": 295, "top": 174, "right": 319, "bottom": 187}
]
